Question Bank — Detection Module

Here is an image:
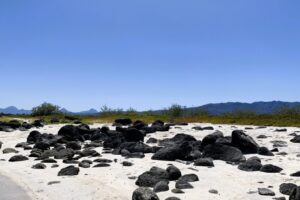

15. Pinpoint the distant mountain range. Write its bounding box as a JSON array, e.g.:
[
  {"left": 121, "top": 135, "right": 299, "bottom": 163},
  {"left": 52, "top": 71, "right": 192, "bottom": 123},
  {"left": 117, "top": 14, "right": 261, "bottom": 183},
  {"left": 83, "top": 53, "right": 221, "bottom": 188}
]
[
  {"left": 1, "top": 101, "right": 300, "bottom": 115},
  {"left": 0, "top": 106, "right": 98, "bottom": 115},
  {"left": 186, "top": 101, "right": 300, "bottom": 115}
]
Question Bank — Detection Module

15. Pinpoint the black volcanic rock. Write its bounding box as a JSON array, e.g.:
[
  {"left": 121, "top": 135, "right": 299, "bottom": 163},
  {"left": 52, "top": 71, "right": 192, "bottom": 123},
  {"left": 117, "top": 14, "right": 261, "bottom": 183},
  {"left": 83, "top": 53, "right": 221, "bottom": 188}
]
[
  {"left": 258, "top": 147, "right": 274, "bottom": 156},
  {"left": 123, "top": 128, "right": 144, "bottom": 142},
  {"left": 260, "top": 164, "right": 283, "bottom": 173},
  {"left": 9, "top": 155, "right": 29, "bottom": 162},
  {"left": 152, "top": 142, "right": 192, "bottom": 161},
  {"left": 153, "top": 181, "right": 169, "bottom": 193},
  {"left": 132, "top": 187, "right": 159, "bottom": 200},
  {"left": 279, "top": 183, "right": 297, "bottom": 195},
  {"left": 166, "top": 165, "right": 182, "bottom": 181},
  {"left": 115, "top": 118, "right": 132, "bottom": 126},
  {"left": 201, "top": 131, "right": 224, "bottom": 147},
  {"left": 289, "top": 186, "right": 300, "bottom": 200},
  {"left": 231, "top": 130, "right": 259, "bottom": 154},
  {"left": 291, "top": 135, "right": 300, "bottom": 143},
  {"left": 32, "top": 163, "right": 47, "bottom": 169},
  {"left": 194, "top": 158, "right": 214, "bottom": 167},
  {"left": 58, "top": 166, "right": 79, "bottom": 176},
  {"left": 159, "top": 134, "right": 197, "bottom": 147},
  {"left": 238, "top": 157, "right": 262, "bottom": 172},
  {"left": 58, "top": 125, "right": 83, "bottom": 142},
  {"left": 27, "top": 131, "right": 42, "bottom": 144},
  {"left": 136, "top": 167, "right": 169, "bottom": 187},
  {"left": 202, "top": 144, "right": 245, "bottom": 163}
]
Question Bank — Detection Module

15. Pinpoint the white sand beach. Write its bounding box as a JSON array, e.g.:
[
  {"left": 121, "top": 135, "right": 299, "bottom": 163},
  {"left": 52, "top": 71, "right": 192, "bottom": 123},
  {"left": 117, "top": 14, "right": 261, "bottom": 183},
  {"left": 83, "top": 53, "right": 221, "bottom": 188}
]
[{"left": 0, "top": 123, "right": 299, "bottom": 200}]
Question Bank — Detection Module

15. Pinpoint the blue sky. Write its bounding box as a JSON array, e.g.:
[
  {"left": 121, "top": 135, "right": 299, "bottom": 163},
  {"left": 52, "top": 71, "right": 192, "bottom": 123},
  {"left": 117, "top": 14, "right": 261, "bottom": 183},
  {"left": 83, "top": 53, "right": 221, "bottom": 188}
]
[{"left": 0, "top": 0, "right": 299, "bottom": 111}]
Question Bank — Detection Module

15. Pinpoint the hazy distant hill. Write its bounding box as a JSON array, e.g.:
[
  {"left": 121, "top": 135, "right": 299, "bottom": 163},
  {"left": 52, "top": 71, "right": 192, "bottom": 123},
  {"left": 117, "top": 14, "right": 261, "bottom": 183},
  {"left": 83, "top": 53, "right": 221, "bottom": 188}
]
[
  {"left": 0, "top": 106, "right": 31, "bottom": 115},
  {"left": 60, "top": 108, "right": 98, "bottom": 116},
  {"left": 1, "top": 101, "right": 300, "bottom": 116},
  {"left": 186, "top": 101, "right": 300, "bottom": 115},
  {"left": 0, "top": 106, "right": 98, "bottom": 116}
]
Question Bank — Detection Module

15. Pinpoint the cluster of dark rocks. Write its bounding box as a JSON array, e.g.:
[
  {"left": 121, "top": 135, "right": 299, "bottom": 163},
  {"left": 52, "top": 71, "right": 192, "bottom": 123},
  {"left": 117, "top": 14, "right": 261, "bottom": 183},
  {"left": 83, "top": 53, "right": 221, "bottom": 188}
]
[
  {"left": 1, "top": 118, "right": 300, "bottom": 200},
  {"left": 0, "top": 120, "right": 43, "bottom": 132}
]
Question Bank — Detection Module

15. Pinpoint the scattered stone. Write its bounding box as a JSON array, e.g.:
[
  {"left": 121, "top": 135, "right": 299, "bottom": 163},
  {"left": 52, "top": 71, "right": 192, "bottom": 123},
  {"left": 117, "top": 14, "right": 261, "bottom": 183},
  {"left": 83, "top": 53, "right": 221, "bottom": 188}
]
[
  {"left": 175, "top": 180, "right": 193, "bottom": 189},
  {"left": 290, "top": 171, "right": 300, "bottom": 177},
  {"left": 9, "top": 155, "right": 29, "bottom": 162},
  {"left": 58, "top": 166, "right": 79, "bottom": 176},
  {"left": 209, "top": 189, "right": 219, "bottom": 194},
  {"left": 79, "top": 162, "right": 90, "bottom": 168},
  {"left": 42, "top": 158, "right": 57, "bottom": 163},
  {"left": 165, "top": 197, "right": 180, "bottom": 200},
  {"left": 93, "top": 163, "right": 110, "bottom": 167},
  {"left": 258, "top": 188, "right": 275, "bottom": 196},
  {"left": 291, "top": 135, "right": 300, "bottom": 143},
  {"left": 51, "top": 164, "right": 59, "bottom": 168},
  {"left": 171, "top": 188, "right": 184, "bottom": 194},
  {"left": 48, "top": 181, "right": 61, "bottom": 185},
  {"left": 2, "top": 148, "right": 19, "bottom": 154},
  {"left": 122, "top": 161, "right": 133, "bottom": 166},
  {"left": 32, "top": 163, "right": 47, "bottom": 169},
  {"left": 177, "top": 174, "right": 199, "bottom": 183},
  {"left": 260, "top": 164, "right": 283, "bottom": 173}
]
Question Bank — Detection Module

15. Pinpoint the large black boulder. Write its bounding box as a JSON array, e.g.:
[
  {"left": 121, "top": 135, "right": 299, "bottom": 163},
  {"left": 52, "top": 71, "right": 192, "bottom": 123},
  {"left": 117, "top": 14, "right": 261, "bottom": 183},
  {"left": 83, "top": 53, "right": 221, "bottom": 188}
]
[
  {"left": 132, "top": 187, "right": 159, "bottom": 200},
  {"left": 202, "top": 143, "right": 245, "bottom": 163},
  {"left": 152, "top": 142, "right": 192, "bottom": 161},
  {"left": 291, "top": 135, "right": 300, "bottom": 143},
  {"left": 115, "top": 118, "right": 132, "bottom": 126},
  {"left": 136, "top": 167, "right": 169, "bottom": 187},
  {"left": 231, "top": 130, "right": 259, "bottom": 154},
  {"left": 258, "top": 147, "right": 274, "bottom": 156},
  {"left": 27, "top": 131, "right": 42, "bottom": 144},
  {"left": 201, "top": 131, "right": 224, "bottom": 147},
  {"left": 159, "top": 134, "right": 196, "bottom": 147},
  {"left": 66, "top": 141, "right": 82, "bottom": 150},
  {"left": 238, "top": 157, "right": 262, "bottom": 171},
  {"left": 102, "top": 131, "right": 125, "bottom": 148},
  {"left": 290, "top": 186, "right": 300, "bottom": 200},
  {"left": 34, "top": 141, "right": 50, "bottom": 151},
  {"left": 58, "top": 125, "right": 85, "bottom": 142},
  {"left": 119, "top": 142, "right": 153, "bottom": 153},
  {"left": 123, "top": 128, "right": 144, "bottom": 142},
  {"left": 166, "top": 165, "right": 182, "bottom": 181},
  {"left": 279, "top": 183, "right": 297, "bottom": 195}
]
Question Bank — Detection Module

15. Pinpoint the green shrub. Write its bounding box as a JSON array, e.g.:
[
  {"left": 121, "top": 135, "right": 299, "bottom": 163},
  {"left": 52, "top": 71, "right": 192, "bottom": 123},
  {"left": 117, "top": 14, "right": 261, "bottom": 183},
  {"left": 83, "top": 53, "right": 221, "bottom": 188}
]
[{"left": 32, "top": 102, "right": 61, "bottom": 116}]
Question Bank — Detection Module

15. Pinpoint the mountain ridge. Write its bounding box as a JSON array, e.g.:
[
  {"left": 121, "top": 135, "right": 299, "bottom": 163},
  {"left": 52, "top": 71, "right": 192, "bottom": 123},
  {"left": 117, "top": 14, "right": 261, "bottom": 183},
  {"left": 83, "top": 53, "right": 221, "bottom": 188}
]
[{"left": 1, "top": 101, "right": 300, "bottom": 115}]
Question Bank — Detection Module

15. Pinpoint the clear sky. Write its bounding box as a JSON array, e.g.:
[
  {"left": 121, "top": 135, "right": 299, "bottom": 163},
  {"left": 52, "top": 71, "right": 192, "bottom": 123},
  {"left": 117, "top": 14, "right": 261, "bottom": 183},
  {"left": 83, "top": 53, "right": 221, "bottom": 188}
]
[{"left": 0, "top": 0, "right": 299, "bottom": 111}]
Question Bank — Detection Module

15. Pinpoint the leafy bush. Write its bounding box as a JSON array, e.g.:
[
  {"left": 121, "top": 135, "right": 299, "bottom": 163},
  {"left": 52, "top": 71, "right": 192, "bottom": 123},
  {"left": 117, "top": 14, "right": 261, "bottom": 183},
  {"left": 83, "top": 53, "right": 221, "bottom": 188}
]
[
  {"left": 167, "top": 104, "right": 184, "bottom": 120},
  {"left": 32, "top": 102, "right": 61, "bottom": 116},
  {"left": 99, "top": 105, "right": 124, "bottom": 115}
]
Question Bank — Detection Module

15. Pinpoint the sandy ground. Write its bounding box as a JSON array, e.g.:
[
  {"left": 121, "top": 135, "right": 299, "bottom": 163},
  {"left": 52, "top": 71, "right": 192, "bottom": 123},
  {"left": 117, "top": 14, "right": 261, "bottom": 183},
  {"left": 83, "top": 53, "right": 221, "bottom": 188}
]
[
  {"left": 0, "top": 174, "right": 30, "bottom": 200},
  {"left": 0, "top": 123, "right": 300, "bottom": 200}
]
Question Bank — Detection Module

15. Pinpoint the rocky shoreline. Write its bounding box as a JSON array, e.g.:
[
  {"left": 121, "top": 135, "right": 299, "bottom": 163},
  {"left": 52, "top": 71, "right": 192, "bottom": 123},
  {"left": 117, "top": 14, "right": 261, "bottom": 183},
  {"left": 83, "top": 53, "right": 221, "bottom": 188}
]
[{"left": 0, "top": 119, "right": 300, "bottom": 200}]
